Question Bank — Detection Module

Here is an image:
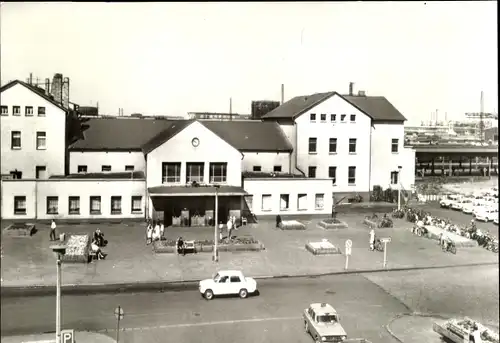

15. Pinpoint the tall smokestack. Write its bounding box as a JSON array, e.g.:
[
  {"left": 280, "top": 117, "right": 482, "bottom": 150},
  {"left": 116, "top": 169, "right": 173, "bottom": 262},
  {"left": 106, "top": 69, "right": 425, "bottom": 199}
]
[
  {"left": 45, "top": 78, "right": 50, "bottom": 96},
  {"left": 436, "top": 109, "right": 439, "bottom": 124},
  {"left": 281, "top": 84, "right": 284, "bottom": 104},
  {"left": 229, "top": 98, "right": 233, "bottom": 121},
  {"left": 349, "top": 82, "right": 354, "bottom": 96}
]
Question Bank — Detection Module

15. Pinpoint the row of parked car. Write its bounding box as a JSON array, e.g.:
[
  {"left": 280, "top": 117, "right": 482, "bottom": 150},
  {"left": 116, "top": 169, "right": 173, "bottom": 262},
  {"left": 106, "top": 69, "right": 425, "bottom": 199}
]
[{"left": 439, "top": 187, "right": 499, "bottom": 224}]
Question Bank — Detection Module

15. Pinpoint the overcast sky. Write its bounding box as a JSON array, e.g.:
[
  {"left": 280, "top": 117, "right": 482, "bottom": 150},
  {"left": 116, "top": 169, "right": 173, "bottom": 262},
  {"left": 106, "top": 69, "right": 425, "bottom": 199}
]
[{"left": 1, "top": 2, "right": 497, "bottom": 124}]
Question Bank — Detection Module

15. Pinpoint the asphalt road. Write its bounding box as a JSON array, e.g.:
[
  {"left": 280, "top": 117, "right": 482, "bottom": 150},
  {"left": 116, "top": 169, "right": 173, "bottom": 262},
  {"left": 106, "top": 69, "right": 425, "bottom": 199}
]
[{"left": 1, "top": 274, "right": 407, "bottom": 343}]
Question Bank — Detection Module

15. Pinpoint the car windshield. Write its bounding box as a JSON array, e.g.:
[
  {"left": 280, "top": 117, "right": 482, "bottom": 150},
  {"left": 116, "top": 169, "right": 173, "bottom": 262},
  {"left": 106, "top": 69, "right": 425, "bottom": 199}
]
[
  {"left": 213, "top": 273, "right": 220, "bottom": 282},
  {"left": 317, "top": 315, "right": 338, "bottom": 323}
]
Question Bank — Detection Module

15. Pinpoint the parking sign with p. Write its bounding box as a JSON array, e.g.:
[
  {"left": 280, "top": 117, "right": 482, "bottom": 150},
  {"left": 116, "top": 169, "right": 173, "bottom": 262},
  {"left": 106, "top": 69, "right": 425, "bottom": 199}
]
[{"left": 62, "top": 329, "right": 74, "bottom": 343}]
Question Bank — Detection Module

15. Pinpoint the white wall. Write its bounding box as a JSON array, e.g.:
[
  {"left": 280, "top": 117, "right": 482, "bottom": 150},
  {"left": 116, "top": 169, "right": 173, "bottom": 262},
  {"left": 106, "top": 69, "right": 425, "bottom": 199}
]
[
  {"left": 243, "top": 178, "right": 333, "bottom": 215},
  {"left": 295, "top": 94, "right": 372, "bottom": 193},
  {"left": 0, "top": 83, "right": 66, "bottom": 178},
  {"left": 370, "top": 122, "right": 415, "bottom": 190},
  {"left": 146, "top": 121, "right": 243, "bottom": 187},
  {"left": 1, "top": 179, "right": 146, "bottom": 220},
  {"left": 241, "top": 152, "right": 291, "bottom": 173},
  {"left": 69, "top": 151, "right": 145, "bottom": 173},
  {"left": 278, "top": 123, "right": 297, "bottom": 172}
]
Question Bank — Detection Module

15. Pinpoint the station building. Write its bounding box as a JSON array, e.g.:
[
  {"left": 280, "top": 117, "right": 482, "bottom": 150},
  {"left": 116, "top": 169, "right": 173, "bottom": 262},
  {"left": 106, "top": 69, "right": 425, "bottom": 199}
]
[{"left": 0, "top": 77, "right": 415, "bottom": 224}]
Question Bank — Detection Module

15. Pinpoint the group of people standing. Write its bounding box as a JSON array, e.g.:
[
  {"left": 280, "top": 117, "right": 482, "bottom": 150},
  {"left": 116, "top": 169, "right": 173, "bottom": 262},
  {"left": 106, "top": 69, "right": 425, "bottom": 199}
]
[
  {"left": 219, "top": 216, "right": 238, "bottom": 240},
  {"left": 146, "top": 220, "right": 165, "bottom": 244}
]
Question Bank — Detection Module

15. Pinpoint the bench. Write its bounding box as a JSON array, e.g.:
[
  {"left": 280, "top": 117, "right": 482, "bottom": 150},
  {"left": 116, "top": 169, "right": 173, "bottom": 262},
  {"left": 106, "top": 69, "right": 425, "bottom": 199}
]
[{"left": 89, "top": 251, "right": 98, "bottom": 262}]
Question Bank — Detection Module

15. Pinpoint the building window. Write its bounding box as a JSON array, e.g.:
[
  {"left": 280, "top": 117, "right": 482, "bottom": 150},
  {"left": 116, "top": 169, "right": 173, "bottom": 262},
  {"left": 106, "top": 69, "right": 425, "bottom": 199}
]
[
  {"left": 131, "top": 196, "right": 143, "bottom": 213},
  {"left": 330, "top": 114, "right": 336, "bottom": 122},
  {"left": 11, "top": 131, "right": 21, "bottom": 149},
  {"left": 186, "top": 162, "right": 204, "bottom": 183},
  {"left": 46, "top": 196, "right": 59, "bottom": 215},
  {"left": 38, "top": 107, "right": 46, "bottom": 116},
  {"left": 125, "top": 165, "right": 135, "bottom": 171},
  {"left": 280, "top": 194, "right": 290, "bottom": 211},
  {"left": 78, "top": 165, "right": 88, "bottom": 173},
  {"left": 297, "top": 194, "right": 308, "bottom": 211},
  {"left": 210, "top": 162, "right": 227, "bottom": 183},
  {"left": 13, "top": 106, "right": 20, "bottom": 116},
  {"left": 308, "top": 166, "right": 316, "bottom": 178},
  {"left": 90, "top": 196, "right": 101, "bottom": 214},
  {"left": 261, "top": 194, "right": 272, "bottom": 211},
  {"left": 162, "top": 162, "right": 181, "bottom": 183},
  {"left": 14, "top": 196, "right": 27, "bottom": 215},
  {"left": 350, "top": 114, "right": 356, "bottom": 122},
  {"left": 310, "top": 113, "right": 316, "bottom": 122},
  {"left": 320, "top": 113, "right": 326, "bottom": 122},
  {"left": 308, "top": 138, "right": 317, "bottom": 153},
  {"left": 111, "top": 196, "right": 122, "bottom": 214},
  {"left": 349, "top": 138, "right": 357, "bottom": 153},
  {"left": 329, "top": 138, "right": 337, "bottom": 153},
  {"left": 36, "top": 132, "right": 46, "bottom": 150},
  {"left": 36, "top": 166, "right": 46, "bottom": 179},
  {"left": 68, "top": 196, "right": 80, "bottom": 215},
  {"left": 252, "top": 166, "right": 262, "bottom": 172},
  {"left": 1, "top": 105, "right": 8, "bottom": 115},
  {"left": 10, "top": 170, "right": 22, "bottom": 179},
  {"left": 341, "top": 114, "right": 346, "bottom": 122},
  {"left": 391, "top": 139, "right": 399, "bottom": 153},
  {"left": 315, "top": 194, "right": 324, "bottom": 210},
  {"left": 391, "top": 171, "right": 399, "bottom": 185},
  {"left": 101, "top": 165, "right": 111, "bottom": 172},
  {"left": 25, "top": 106, "right": 34, "bottom": 116},
  {"left": 273, "top": 165, "right": 282, "bottom": 172},
  {"left": 329, "top": 166, "right": 337, "bottom": 185},
  {"left": 348, "top": 166, "right": 356, "bottom": 185}
]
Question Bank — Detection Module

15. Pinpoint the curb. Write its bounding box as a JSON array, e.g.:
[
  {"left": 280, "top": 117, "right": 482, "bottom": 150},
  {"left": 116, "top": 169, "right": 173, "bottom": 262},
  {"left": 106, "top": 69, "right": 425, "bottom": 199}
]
[{"left": 1, "top": 261, "right": 497, "bottom": 297}]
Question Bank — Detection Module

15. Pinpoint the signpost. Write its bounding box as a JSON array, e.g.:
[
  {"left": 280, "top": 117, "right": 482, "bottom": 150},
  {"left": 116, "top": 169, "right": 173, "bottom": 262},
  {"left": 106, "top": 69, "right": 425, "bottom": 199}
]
[
  {"left": 344, "top": 239, "right": 352, "bottom": 270},
  {"left": 380, "top": 237, "right": 392, "bottom": 268},
  {"left": 61, "top": 329, "right": 74, "bottom": 343},
  {"left": 114, "top": 305, "right": 124, "bottom": 343}
]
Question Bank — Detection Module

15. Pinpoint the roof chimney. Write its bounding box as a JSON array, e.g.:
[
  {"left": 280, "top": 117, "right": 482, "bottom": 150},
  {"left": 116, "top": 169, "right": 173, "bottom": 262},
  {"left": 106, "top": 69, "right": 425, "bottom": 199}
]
[
  {"left": 349, "top": 82, "right": 354, "bottom": 96},
  {"left": 29, "top": 73, "right": 33, "bottom": 85},
  {"left": 51, "top": 73, "right": 63, "bottom": 105},
  {"left": 281, "top": 84, "right": 285, "bottom": 104},
  {"left": 358, "top": 90, "right": 366, "bottom": 96},
  {"left": 44, "top": 78, "right": 50, "bottom": 96},
  {"left": 62, "top": 77, "right": 70, "bottom": 109}
]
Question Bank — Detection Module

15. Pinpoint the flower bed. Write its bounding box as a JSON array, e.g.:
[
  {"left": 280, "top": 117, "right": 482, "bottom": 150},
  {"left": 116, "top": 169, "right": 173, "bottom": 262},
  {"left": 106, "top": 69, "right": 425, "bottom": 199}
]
[
  {"left": 153, "top": 236, "right": 264, "bottom": 254},
  {"left": 3, "top": 223, "right": 36, "bottom": 237},
  {"left": 279, "top": 220, "right": 306, "bottom": 230},
  {"left": 317, "top": 218, "right": 348, "bottom": 230},
  {"left": 61, "top": 234, "right": 91, "bottom": 263}
]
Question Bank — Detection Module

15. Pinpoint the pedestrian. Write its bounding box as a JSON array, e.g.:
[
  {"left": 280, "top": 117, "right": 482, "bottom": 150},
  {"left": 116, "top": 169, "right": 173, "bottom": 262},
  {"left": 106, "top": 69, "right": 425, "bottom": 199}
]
[
  {"left": 227, "top": 218, "right": 233, "bottom": 240},
  {"left": 146, "top": 225, "right": 152, "bottom": 245},
  {"left": 159, "top": 221, "right": 165, "bottom": 239},
  {"left": 218, "top": 221, "right": 224, "bottom": 240},
  {"left": 276, "top": 214, "right": 282, "bottom": 228},
  {"left": 50, "top": 219, "right": 57, "bottom": 241},
  {"left": 369, "top": 227, "right": 375, "bottom": 251}
]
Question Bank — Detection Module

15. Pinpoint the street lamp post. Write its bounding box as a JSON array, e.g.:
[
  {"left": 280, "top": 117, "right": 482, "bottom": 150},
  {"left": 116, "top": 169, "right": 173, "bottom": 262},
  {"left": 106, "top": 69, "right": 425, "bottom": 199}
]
[
  {"left": 213, "top": 185, "right": 220, "bottom": 262},
  {"left": 397, "top": 166, "right": 403, "bottom": 211},
  {"left": 50, "top": 244, "right": 67, "bottom": 343}
]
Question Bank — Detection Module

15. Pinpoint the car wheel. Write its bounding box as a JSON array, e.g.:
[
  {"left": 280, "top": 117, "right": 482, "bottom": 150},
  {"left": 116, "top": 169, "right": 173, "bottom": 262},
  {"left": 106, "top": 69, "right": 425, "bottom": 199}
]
[
  {"left": 239, "top": 288, "right": 248, "bottom": 299},
  {"left": 204, "top": 289, "right": 214, "bottom": 300}
]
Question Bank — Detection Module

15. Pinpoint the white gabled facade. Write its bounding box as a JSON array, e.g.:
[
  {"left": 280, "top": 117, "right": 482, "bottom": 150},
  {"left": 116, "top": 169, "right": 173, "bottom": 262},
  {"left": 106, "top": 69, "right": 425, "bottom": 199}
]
[{"left": 0, "top": 82, "right": 67, "bottom": 179}]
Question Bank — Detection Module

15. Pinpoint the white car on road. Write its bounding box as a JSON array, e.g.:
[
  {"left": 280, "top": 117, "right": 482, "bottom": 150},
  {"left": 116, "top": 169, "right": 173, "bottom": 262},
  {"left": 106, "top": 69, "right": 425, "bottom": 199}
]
[
  {"left": 451, "top": 198, "right": 472, "bottom": 211},
  {"left": 440, "top": 194, "right": 461, "bottom": 208},
  {"left": 199, "top": 270, "right": 258, "bottom": 300},
  {"left": 474, "top": 207, "right": 499, "bottom": 222},
  {"left": 463, "top": 200, "right": 487, "bottom": 215}
]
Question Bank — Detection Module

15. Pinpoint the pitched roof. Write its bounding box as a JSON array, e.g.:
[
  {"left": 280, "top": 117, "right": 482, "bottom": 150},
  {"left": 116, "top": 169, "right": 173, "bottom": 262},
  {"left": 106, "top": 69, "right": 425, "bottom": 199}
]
[
  {"left": 262, "top": 92, "right": 335, "bottom": 120},
  {"left": 0, "top": 80, "right": 67, "bottom": 112},
  {"left": 70, "top": 117, "right": 176, "bottom": 151},
  {"left": 142, "top": 120, "right": 195, "bottom": 154},
  {"left": 340, "top": 95, "right": 406, "bottom": 121},
  {"left": 262, "top": 91, "right": 406, "bottom": 122},
  {"left": 201, "top": 120, "right": 293, "bottom": 152}
]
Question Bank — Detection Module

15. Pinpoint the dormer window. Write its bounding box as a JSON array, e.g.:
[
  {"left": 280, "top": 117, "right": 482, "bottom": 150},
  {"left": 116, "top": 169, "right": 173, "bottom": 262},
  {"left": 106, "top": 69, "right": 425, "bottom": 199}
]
[{"left": 310, "top": 113, "right": 316, "bottom": 122}]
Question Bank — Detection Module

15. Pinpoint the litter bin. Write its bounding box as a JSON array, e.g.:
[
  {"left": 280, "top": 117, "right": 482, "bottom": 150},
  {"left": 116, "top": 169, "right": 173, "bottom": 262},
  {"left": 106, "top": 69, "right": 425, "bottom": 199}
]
[{"left": 59, "top": 233, "right": 65, "bottom": 242}]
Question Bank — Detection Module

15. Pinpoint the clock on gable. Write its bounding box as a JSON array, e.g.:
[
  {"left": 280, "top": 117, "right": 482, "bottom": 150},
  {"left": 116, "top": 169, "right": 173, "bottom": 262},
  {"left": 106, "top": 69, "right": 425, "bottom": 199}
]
[{"left": 192, "top": 137, "right": 200, "bottom": 147}]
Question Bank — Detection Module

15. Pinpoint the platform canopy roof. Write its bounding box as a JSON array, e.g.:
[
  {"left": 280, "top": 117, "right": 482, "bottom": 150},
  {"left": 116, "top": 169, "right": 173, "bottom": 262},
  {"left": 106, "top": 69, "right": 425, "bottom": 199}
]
[{"left": 148, "top": 185, "right": 247, "bottom": 197}]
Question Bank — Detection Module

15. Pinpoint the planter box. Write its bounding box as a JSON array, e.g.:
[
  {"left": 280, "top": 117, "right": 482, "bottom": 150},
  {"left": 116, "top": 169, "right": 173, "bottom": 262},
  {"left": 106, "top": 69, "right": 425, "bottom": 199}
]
[
  {"left": 363, "top": 219, "right": 378, "bottom": 227},
  {"left": 318, "top": 219, "right": 349, "bottom": 230},
  {"left": 305, "top": 241, "right": 342, "bottom": 255},
  {"left": 153, "top": 239, "right": 265, "bottom": 254},
  {"left": 279, "top": 220, "right": 306, "bottom": 230},
  {"left": 3, "top": 223, "right": 36, "bottom": 237},
  {"left": 61, "top": 234, "right": 90, "bottom": 264},
  {"left": 62, "top": 254, "right": 89, "bottom": 263}
]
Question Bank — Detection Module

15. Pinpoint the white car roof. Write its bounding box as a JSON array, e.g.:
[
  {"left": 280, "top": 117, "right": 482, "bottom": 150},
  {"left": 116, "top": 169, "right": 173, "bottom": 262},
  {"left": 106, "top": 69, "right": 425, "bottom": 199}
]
[
  {"left": 310, "top": 303, "right": 337, "bottom": 314},
  {"left": 217, "top": 270, "right": 243, "bottom": 276}
]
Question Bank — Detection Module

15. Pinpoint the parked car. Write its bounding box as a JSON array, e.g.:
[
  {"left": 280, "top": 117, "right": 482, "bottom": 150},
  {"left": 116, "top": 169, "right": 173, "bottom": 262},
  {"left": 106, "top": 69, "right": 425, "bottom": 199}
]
[
  {"left": 451, "top": 198, "right": 472, "bottom": 211},
  {"left": 199, "top": 270, "right": 258, "bottom": 300},
  {"left": 474, "top": 207, "right": 499, "bottom": 222},
  {"left": 463, "top": 200, "right": 487, "bottom": 215},
  {"left": 440, "top": 194, "right": 461, "bottom": 208},
  {"left": 493, "top": 215, "right": 499, "bottom": 225},
  {"left": 303, "top": 303, "right": 348, "bottom": 343}
]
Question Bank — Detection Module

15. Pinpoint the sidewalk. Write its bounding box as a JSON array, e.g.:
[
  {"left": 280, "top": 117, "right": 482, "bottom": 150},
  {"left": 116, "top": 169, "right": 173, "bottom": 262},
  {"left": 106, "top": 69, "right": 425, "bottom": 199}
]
[
  {"left": 1, "top": 214, "right": 498, "bottom": 289},
  {"left": 1, "top": 331, "right": 115, "bottom": 343}
]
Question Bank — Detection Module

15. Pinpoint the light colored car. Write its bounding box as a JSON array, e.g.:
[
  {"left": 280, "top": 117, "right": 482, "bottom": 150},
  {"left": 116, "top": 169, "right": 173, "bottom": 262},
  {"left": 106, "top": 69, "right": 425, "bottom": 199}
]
[
  {"left": 463, "top": 200, "right": 487, "bottom": 215},
  {"left": 451, "top": 198, "right": 472, "bottom": 211},
  {"left": 474, "top": 207, "right": 499, "bottom": 222},
  {"left": 199, "top": 270, "right": 257, "bottom": 300},
  {"left": 303, "top": 303, "right": 347, "bottom": 343},
  {"left": 492, "top": 213, "right": 499, "bottom": 225},
  {"left": 440, "top": 194, "right": 461, "bottom": 208}
]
